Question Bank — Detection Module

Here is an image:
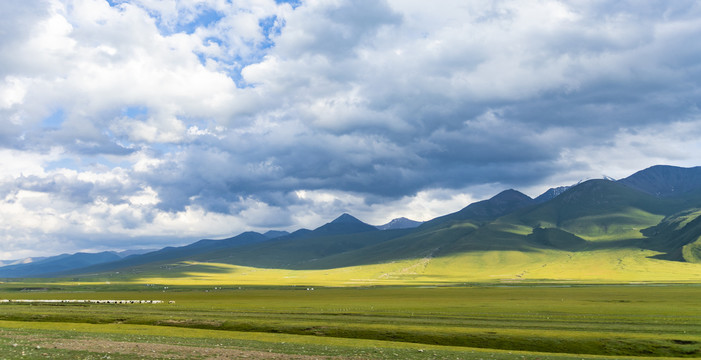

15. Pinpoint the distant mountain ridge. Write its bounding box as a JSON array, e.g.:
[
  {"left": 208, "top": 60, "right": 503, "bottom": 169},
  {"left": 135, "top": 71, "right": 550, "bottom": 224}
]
[
  {"left": 0, "top": 249, "right": 157, "bottom": 278},
  {"left": 53, "top": 231, "right": 273, "bottom": 276},
  {"left": 0, "top": 257, "right": 47, "bottom": 267},
  {"left": 3, "top": 164, "right": 701, "bottom": 279},
  {"left": 0, "top": 252, "right": 122, "bottom": 278},
  {"left": 21, "top": 214, "right": 386, "bottom": 277}
]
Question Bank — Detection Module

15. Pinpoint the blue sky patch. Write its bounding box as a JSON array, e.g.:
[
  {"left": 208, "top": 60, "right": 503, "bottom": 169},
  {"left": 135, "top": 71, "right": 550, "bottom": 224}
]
[
  {"left": 46, "top": 157, "right": 79, "bottom": 171},
  {"left": 275, "top": 0, "right": 301, "bottom": 9},
  {"left": 259, "top": 15, "right": 281, "bottom": 50},
  {"left": 175, "top": 8, "right": 224, "bottom": 34},
  {"left": 42, "top": 109, "right": 65, "bottom": 129},
  {"left": 122, "top": 106, "right": 148, "bottom": 118}
]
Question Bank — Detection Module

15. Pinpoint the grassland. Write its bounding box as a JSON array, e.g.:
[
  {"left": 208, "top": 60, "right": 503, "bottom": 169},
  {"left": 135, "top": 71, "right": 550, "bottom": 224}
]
[
  {"left": 0, "top": 284, "right": 699, "bottom": 359},
  {"left": 83, "top": 246, "right": 701, "bottom": 287}
]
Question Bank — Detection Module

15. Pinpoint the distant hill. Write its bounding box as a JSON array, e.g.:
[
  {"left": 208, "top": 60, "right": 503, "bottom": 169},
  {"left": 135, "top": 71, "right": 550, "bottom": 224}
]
[
  {"left": 376, "top": 217, "right": 423, "bottom": 230},
  {"left": 45, "top": 231, "right": 272, "bottom": 277},
  {"left": 309, "top": 213, "right": 378, "bottom": 237},
  {"left": 0, "top": 257, "right": 47, "bottom": 267},
  {"left": 0, "top": 252, "right": 122, "bottom": 278},
  {"left": 618, "top": 165, "right": 701, "bottom": 197},
  {"left": 184, "top": 214, "right": 408, "bottom": 269},
  {"left": 421, "top": 189, "right": 535, "bottom": 228},
  {"left": 44, "top": 213, "right": 397, "bottom": 276},
  {"left": 0, "top": 249, "right": 154, "bottom": 278}
]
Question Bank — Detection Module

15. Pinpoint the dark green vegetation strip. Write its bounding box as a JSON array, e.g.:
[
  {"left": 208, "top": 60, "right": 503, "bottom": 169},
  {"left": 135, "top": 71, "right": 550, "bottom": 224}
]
[
  {"left": 0, "top": 284, "right": 700, "bottom": 358},
  {"left": 0, "top": 324, "right": 654, "bottom": 360}
]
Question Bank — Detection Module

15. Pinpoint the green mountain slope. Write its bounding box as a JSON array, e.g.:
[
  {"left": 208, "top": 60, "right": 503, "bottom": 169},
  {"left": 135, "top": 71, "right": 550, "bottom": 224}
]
[
  {"left": 641, "top": 209, "right": 701, "bottom": 262},
  {"left": 502, "top": 179, "right": 679, "bottom": 241},
  {"left": 525, "top": 227, "right": 588, "bottom": 251},
  {"left": 0, "top": 251, "right": 122, "bottom": 278},
  {"left": 619, "top": 164, "right": 701, "bottom": 197},
  {"left": 188, "top": 213, "right": 410, "bottom": 268},
  {"left": 421, "top": 189, "right": 535, "bottom": 229},
  {"left": 302, "top": 220, "right": 482, "bottom": 269},
  {"left": 56, "top": 231, "right": 272, "bottom": 276},
  {"left": 193, "top": 227, "right": 414, "bottom": 269},
  {"left": 683, "top": 237, "right": 701, "bottom": 263},
  {"left": 282, "top": 179, "right": 701, "bottom": 271},
  {"left": 285, "top": 181, "right": 652, "bottom": 269},
  {"left": 55, "top": 168, "right": 701, "bottom": 284},
  {"left": 87, "top": 214, "right": 408, "bottom": 272}
]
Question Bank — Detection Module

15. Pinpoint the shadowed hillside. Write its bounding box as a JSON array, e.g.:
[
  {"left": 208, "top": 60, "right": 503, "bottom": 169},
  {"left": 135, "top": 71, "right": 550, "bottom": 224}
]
[
  {"left": 641, "top": 209, "right": 701, "bottom": 262},
  {"left": 421, "top": 189, "right": 535, "bottom": 229},
  {"left": 0, "top": 252, "right": 122, "bottom": 278},
  {"left": 51, "top": 231, "right": 272, "bottom": 276},
  {"left": 619, "top": 165, "right": 701, "bottom": 197}
]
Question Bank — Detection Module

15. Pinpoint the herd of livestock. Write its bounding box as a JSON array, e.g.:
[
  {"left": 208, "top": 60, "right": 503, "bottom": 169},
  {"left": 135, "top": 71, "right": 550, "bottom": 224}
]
[{"left": 0, "top": 299, "right": 170, "bottom": 304}]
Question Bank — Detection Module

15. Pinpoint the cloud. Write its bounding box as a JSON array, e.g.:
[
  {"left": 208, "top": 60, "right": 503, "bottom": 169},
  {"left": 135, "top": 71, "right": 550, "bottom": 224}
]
[{"left": 1, "top": 0, "right": 701, "bottom": 257}]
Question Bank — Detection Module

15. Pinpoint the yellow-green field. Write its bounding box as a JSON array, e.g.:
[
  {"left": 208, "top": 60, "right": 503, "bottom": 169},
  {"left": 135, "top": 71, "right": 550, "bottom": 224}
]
[
  {"left": 81, "top": 246, "right": 701, "bottom": 287},
  {"left": 0, "top": 284, "right": 699, "bottom": 359}
]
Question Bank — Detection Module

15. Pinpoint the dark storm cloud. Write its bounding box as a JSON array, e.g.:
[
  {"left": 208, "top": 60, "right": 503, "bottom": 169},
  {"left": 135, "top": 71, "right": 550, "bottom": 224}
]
[{"left": 13, "top": 172, "right": 139, "bottom": 206}]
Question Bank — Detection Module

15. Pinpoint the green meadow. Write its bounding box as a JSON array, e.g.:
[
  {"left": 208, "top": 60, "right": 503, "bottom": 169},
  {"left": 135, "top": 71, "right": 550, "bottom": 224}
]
[
  {"left": 0, "top": 284, "right": 699, "bottom": 359},
  {"left": 81, "top": 246, "right": 701, "bottom": 286}
]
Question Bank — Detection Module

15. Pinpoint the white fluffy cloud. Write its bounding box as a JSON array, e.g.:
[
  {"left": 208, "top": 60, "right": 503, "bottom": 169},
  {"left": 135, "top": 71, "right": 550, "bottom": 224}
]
[{"left": 1, "top": 0, "right": 701, "bottom": 258}]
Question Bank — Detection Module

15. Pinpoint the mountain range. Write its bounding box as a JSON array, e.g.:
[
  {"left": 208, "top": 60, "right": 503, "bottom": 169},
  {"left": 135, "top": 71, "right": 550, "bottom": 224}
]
[{"left": 2, "top": 164, "right": 701, "bottom": 282}]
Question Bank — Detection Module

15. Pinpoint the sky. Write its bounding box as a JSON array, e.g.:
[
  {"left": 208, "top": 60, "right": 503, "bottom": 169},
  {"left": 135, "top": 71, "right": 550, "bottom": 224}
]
[{"left": 1, "top": 0, "right": 701, "bottom": 258}]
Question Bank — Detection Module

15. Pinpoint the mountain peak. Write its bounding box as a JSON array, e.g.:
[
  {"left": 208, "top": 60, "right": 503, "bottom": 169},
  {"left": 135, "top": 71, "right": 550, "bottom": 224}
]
[
  {"left": 618, "top": 165, "right": 701, "bottom": 197},
  {"left": 330, "top": 213, "right": 363, "bottom": 224},
  {"left": 534, "top": 185, "right": 571, "bottom": 204},
  {"left": 376, "top": 217, "right": 423, "bottom": 230},
  {"left": 492, "top": 189, "right": 532, "bottom": 201},
  {"left": 310, "top": 213, "right": 378, "bottom": 237},
  {"left": 422, "top": 188, "right": 535, "bottom": 228}
]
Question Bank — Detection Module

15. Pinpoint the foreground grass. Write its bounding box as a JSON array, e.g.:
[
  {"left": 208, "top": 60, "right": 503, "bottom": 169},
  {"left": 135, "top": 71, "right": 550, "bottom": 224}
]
[
  {"left": 0, "top": 285, "right": 699, "bottom": 358},
  {"left": 0, "top": 320, "right": 687, "bottom": 360}
]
